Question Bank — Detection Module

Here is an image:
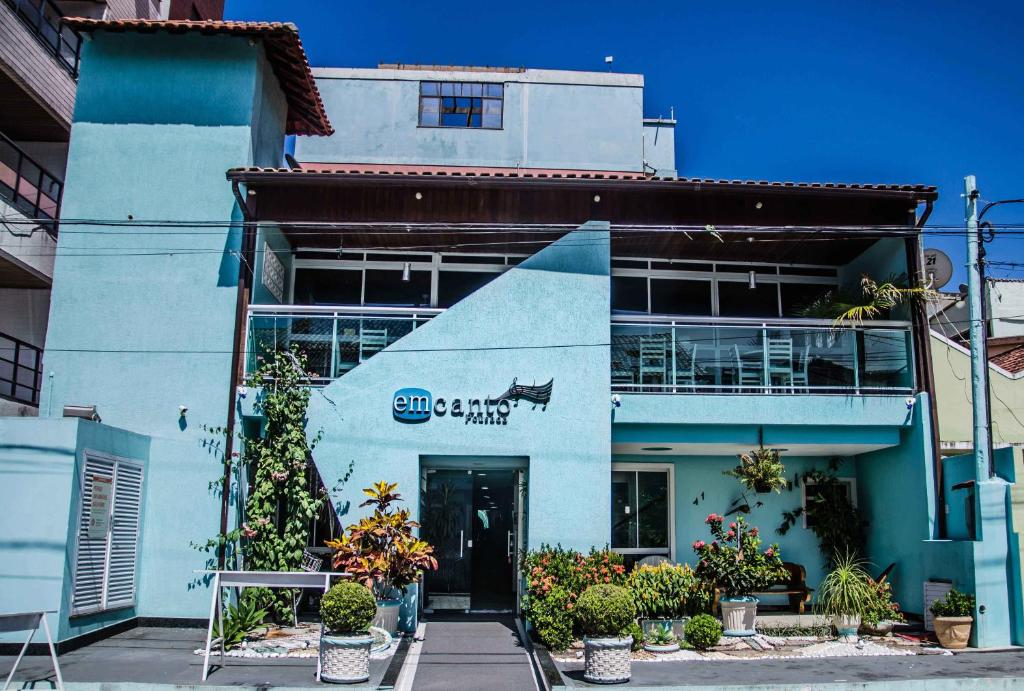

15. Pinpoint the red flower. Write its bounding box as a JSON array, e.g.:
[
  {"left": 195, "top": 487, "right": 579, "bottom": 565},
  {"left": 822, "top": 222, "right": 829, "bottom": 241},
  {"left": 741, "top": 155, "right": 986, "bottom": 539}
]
[
  {"left": 765, "top": 548, "right": 775, "bottom": 557},
  {"left": 692, "top": 540, "right": 706, "bottom": 550},
  {"left": 726, "top": 530, "right": 735, "bottom": 539},
  {"left": 729, "top": 522, "right": 737, "bottom": 530}
]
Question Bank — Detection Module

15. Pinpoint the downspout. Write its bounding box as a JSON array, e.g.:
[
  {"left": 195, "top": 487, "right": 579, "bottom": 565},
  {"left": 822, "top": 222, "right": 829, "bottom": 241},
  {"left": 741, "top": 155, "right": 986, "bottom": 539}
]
[
  {"left": 910, "top": 198, "right": 945, "bottom": 537},
  {"left": 218, "top": 179, "right": 257, "bottom": 568}
]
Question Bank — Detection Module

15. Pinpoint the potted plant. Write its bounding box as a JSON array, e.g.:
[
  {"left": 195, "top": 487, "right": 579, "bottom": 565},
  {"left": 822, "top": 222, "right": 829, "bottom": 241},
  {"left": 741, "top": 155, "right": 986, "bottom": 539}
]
[
  {"left": 627, "top": 562, "right": 697, "bottom": 643},
  {"left": 328, "top": 481, "right": 438, "bottom": 635},
  {"left": 642, "top": 625, "right": 679, "bottom": 653},
  {"left": 860, "top": 577, "right": 904, "bottom": 636},
  {"left": 930, "top": 589, "right": 976, "bottom": 649},
  {"left": 574, "top": 584, "right": 637, "bottom": 684},
  {"left": 816, "top": 552, "right": 873, "bottom": 641},
  {"left": 693, "top": 514, "right": 786, "bottom": 636},
  {"left": 319, "top": 581, "right": 378, "bottom": 684},
  {"left": 724, "top": 447, "right": 787, "bottom": 494}
]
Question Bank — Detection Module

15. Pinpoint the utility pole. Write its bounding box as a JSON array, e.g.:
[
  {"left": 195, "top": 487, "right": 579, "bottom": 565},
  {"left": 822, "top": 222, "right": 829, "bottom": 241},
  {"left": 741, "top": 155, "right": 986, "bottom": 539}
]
[{"left": 963, "top": 175, "right": 993, "bottom": 482}]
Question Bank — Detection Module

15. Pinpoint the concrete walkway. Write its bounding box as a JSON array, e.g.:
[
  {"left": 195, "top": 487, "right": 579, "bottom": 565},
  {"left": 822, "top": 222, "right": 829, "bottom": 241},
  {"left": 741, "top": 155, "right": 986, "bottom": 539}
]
[{"left": 406, "top": 614, "right": 539, "bottom": 691}]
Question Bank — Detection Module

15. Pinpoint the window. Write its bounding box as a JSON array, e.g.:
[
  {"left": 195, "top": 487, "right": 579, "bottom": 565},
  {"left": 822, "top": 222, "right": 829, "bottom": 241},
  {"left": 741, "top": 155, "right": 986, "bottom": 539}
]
[
  {"left": 419, "top": 82, "right": 504, "bottom": 129},
  {"left": 802, "top": 478, "right": 857, "bottom": 529},
  {"left": 293, "top": 268, "right": 362, "bottom": 305},
  {"left": 611, "top": 465, "right": 672, "bottom": 557},
  {"left": 72, "top": 452, "right": 144, "bottom": 616},
  {"left": 650, "top": 279, "right": 712, "bottom": 316},
  {"left": 781, "top": 283, "right": 835, "bottom": 317},
  {"left": 438, "top": 271, "right": 500, "bottom": 308},
  {"left": 364, "top": 269, "right": 431, "bottom": 307},
  {"left": 718, "top": 281, "right": 779, "bottom": 317},
  {"left": 612, "top": 276, "right": 648, "bottom": 313}
]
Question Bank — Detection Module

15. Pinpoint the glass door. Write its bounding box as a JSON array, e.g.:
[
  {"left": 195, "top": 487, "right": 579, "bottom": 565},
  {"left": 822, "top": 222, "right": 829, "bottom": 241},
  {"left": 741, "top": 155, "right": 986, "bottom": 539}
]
[
  {"left": 422, "top": 470, "right": 474, "bottom": 610},
  {"left": 469, "top": 469, "right": 517, "bottom": 611}
]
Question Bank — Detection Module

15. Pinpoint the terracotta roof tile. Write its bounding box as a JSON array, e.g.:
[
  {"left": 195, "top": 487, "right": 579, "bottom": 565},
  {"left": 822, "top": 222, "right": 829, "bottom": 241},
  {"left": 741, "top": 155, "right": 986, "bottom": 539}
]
[
  {"left": 991, "top": 345, "right": 1024, "bottom": 374},
  {"left": 63, "top": 18, "right": 332, "bottom": 136},
  {"left": 225, "top": 164, "right": 937, "bottom": 197}
]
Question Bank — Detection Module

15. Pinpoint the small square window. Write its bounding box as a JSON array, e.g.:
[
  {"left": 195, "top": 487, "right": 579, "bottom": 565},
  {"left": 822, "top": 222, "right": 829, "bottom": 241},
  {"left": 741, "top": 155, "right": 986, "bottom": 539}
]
[
  {"left": 803, "top": 478, "right": 856, "bottom": 528},
  {"left": 419, "top": 81, "right": 503, "bottom": 128}
]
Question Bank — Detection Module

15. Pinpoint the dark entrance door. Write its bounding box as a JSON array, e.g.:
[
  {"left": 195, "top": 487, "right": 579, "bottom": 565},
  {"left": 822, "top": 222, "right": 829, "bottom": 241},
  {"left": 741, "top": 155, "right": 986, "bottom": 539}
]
[{"left": 421, "top": 468, "right": 518, "bottom": 611}]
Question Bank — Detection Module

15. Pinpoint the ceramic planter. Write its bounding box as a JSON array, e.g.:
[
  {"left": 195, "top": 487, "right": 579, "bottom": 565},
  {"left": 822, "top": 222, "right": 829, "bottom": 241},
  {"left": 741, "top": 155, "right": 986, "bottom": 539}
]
[
  {"left": 833, "top": 614, "right": 861, "bottom": 640},
  {"left": 720, "top": 596, "right": 758, "bottom": 636},
  {"left": 859, "top": 620, "right": 894, "bottom": 636},
  {"left": 934, "top": 616, "right": 973, "bottom": 649},
  {"left": 583, "top": 636, "right": 632, "bottom": 684},
  {"left": 643, "top": 640, "right": 680, "bottom": 653},
  {"left": 640, "top": 617, "right": 690, "bottom": 643},
  {"left": 373, "top": 598, "right": 401, "bottom": 635},
  {"left": 319, "top": 631, "right": 374, "bottom": 684}
]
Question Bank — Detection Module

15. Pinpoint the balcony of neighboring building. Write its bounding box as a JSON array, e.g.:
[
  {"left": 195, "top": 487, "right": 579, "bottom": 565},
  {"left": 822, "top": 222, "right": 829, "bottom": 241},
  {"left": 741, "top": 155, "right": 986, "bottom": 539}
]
[{"left": 0, "top": 130, "right": 62, "bottom": 283}]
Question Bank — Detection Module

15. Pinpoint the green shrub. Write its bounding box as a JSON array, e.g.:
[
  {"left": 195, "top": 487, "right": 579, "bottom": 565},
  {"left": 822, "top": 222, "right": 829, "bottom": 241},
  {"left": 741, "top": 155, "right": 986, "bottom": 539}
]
[
  {"left": 523, "top": 586, "right": 574, "bottom": 651},
  {"left": 574, "top": 584, "right": 636, "bottom": 637},
  {"left": 930, "top": 589, "right": 975, "bottom": 618},
  {"left": 684, "top": 614, "right": 723, "bottom": 650},
  {"left": 320, "top": 581, "right": 377, "bottom": 634},
  {"left": 862, "top": 578, "right": 904, "bottom": 626},
  {"left": 628, "top": 562, "right": 699, "bottom": 619},
  {"left": 620, "top": 620, "right": 644, "bottom": 650},
  {"left": 520, "top": 545, "right": 627, "bottom": 650},
  {"left": 214, "top": 595, "right": 267, "bottom": 650}
]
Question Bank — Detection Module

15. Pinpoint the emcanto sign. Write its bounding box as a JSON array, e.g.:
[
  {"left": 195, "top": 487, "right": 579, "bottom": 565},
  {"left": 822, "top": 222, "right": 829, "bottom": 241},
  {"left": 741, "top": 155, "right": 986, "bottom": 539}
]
[{"left": 393, "top": 378, "right": 553, "bottom": 425}]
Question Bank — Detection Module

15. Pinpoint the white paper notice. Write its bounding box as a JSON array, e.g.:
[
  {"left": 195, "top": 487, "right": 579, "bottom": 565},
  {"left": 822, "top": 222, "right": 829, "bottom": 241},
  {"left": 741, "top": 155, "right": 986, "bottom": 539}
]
[{"left": 88, "top": 476, "right": 113, "bottom": 540}]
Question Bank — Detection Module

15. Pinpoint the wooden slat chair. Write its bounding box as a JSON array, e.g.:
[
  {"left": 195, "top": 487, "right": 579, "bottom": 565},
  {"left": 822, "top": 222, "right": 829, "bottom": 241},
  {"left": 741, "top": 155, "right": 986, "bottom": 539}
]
[{"left": 750, "top": 561, "right": 813, "bottom": 613}]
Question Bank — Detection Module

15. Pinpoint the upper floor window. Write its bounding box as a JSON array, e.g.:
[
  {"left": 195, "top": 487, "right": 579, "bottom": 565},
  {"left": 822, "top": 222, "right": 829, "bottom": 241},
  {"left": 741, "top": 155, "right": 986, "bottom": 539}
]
[{"left": 419, "top": 82, "right": 504, "bottom": 129}]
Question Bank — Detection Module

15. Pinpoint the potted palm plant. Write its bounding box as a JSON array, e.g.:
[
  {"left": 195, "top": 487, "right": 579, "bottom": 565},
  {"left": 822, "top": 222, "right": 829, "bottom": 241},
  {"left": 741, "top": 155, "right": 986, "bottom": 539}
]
[
  {"left": 328, "top": 481, "right": 438, "bottom": 635},
  {"left": 724, "top": 447, "right": 787, "bottom": 494},
  {"left": 816, "top": 552, "right": 873, "bottom": 641},
  {"left": 693, "top": 514, "right": 786, "bottom": 636},
  {"left": 319, "top": 581, "right": 377, "bottom": 684},
  {"left": 930, "top": 590, "right": 975, "bottom": 649},
  {"left": 575, "top": 584, "right": 637, "bottom": 684}
]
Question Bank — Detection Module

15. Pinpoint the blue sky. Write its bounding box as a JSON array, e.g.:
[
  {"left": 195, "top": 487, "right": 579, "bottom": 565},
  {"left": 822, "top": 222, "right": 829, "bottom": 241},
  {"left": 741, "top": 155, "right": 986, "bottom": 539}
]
[{"left": 225, "top": 0, "right": 1024, "bottom": 286}]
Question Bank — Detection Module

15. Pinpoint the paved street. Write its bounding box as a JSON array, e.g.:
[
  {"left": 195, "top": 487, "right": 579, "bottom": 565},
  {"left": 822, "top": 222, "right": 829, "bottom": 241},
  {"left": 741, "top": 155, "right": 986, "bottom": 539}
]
[{"left": 556, "top": 650, "right": 1024, "bottom": 688}]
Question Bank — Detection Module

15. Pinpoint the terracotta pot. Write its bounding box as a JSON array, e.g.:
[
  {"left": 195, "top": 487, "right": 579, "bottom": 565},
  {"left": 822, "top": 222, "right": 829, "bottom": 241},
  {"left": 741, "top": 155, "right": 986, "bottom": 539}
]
[{"left": 934, "top": 616, "right": 973, "bottom": 649}]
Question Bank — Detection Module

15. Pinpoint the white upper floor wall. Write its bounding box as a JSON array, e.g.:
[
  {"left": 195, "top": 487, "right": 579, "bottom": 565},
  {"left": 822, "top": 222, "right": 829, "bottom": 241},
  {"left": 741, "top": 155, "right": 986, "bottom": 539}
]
[{"left": 294, "top": 66, "right": 677, "bottom": 176}]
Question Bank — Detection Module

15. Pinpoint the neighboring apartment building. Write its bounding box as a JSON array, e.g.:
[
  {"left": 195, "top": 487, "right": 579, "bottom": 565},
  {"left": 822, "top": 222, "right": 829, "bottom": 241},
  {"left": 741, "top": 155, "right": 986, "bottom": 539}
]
[
  {"left": 0, "top": 20, "right": 1019, "bottom": 651},
  {"left": 0, "top": 0, "right": 223, "bottom": 416}
]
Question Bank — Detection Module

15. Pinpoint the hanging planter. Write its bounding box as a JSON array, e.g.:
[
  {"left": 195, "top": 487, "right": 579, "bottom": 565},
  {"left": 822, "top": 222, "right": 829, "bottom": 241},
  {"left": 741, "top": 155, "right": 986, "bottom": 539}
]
[{"left": 724, "top": 447, "right": 787, "bottom": 494}]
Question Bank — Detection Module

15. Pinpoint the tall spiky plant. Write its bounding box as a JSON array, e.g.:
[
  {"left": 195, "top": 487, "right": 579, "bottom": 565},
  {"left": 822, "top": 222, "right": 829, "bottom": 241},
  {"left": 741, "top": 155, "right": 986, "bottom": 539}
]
[{"left": 816, "top": 551, "right": 874, "bottom": 617}]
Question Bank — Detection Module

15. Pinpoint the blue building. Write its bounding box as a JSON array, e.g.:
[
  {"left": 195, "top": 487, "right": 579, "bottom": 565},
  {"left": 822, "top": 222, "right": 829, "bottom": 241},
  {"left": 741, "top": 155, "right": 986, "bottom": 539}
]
[{"left": 0, "top": 19, "right": 1020, "bottom": 651}]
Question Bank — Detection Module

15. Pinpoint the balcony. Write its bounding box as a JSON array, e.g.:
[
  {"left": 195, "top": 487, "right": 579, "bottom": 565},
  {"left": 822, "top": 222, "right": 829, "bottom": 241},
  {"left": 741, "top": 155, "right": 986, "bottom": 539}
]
[
  {"left": 247, "top": 305, "right": 441, "bottom": 383},
  {"left": 0, "top": 131, "right": 63, "bottom": 238},
  {"left": 0, "top": 331, "right": 43, "bottom": 406},
  {"left": 611, "top": 316, "right": 914, "bottom": 395},
  {"left": 4, "top": 0, "right": 82, "bottom": 76}
]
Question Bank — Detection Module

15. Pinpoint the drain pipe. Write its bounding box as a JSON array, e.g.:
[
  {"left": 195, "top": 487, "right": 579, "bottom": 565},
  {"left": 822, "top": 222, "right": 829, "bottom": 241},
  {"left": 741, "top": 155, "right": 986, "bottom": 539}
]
[
  {"left": 911, "top": 199, "right": 944, "bottom": 537},
  {"left": 217, "top": 180, "right": 257, "bottom": 568}
]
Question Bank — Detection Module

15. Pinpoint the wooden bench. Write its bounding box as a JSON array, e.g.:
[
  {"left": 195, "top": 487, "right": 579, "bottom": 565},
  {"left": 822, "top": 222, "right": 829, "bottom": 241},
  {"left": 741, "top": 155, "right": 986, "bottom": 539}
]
[{"left": 751, "top": 561, "right": 813, "bottom": 613}]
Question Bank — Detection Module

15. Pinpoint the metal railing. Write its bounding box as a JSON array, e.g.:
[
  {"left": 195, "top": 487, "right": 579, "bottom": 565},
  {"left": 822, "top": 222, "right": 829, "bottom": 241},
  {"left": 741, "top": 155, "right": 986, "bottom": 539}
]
[
  {"left": 4, "top": 0, "right": 82, "bottom": 76},
  {"left": 0, "top": 131, "right": 63, "bottom": 237},
  {"left": 247, "top": 305, "right": 443, "bottom": 383},
  {"left": 0, "top": 331, "right": 43, "bottom": 406},
  {"left": 611, "top": 315, "right": 915, "bottom": 395}
]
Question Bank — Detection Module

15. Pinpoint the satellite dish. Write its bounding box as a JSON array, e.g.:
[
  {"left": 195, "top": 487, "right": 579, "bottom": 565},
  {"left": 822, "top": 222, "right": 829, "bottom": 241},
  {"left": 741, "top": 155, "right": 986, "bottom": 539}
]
[{"left": 923, "top": 248, "right": 953, "bottom": 289}]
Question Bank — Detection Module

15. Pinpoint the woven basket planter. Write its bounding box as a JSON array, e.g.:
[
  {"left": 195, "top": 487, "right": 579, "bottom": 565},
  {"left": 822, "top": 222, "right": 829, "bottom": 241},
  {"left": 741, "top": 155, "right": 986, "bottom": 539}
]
[
  {"left": 583, "top": 636, "right": 632, "bottom": 684},
  {"left": 319, "top": 632, "right": 374, "bottom": 684}
]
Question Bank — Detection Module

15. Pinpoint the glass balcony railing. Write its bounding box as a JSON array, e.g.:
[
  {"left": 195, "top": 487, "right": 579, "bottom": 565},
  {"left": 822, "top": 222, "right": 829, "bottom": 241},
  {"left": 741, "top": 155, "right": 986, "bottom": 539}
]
[
  {"left": 0, "top": 131, "right": 63, "bottom": 238},
  {"left": 611, "top": 317, "right": 914, "bottom": 395},
  {"left": 246, "top": 306, "right": 442, "bottom": 383},
  {"left": 5, "top": 0, "right": 82, "bottom": 76}
]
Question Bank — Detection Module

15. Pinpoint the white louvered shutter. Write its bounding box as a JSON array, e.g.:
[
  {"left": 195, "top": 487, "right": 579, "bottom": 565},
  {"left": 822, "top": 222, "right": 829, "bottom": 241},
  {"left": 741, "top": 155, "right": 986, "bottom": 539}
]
[
  {"left": 71, "top": 454, "right": 143, "bottom": 615},
  {"left": 106, "top": 462, "right": 143, "bottom": 608}
]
